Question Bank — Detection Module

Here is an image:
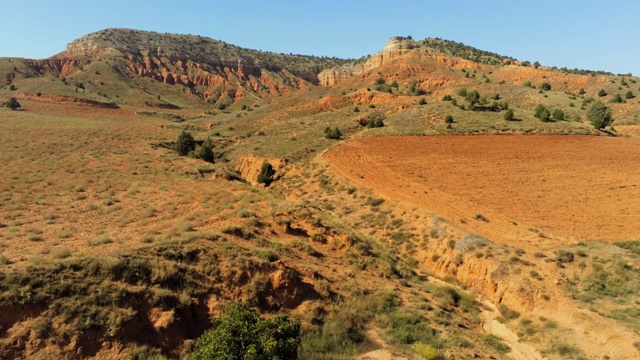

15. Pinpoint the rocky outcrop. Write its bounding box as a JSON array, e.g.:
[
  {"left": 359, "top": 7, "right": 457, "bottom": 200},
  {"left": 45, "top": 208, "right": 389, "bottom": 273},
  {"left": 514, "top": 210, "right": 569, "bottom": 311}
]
[
  {"left": 22, "top": 59, "right": 89, "bottom": 77},
  {"left": 15, "top": 93, "right": 119, "bottom": 108},
  {"left": 318, "top": 36, "right": 417, "bottom": 86}
]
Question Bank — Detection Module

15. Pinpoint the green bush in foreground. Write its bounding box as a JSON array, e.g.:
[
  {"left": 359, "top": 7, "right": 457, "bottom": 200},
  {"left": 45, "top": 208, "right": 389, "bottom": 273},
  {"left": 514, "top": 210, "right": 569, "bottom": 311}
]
[{"left": 194, "top": 302, "right": 301, "bottom": 360}]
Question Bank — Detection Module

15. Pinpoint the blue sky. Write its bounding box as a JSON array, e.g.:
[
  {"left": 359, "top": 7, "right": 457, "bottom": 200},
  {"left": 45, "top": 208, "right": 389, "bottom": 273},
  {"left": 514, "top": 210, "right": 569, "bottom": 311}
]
[{"left": 1, "top": 1, "right": 639, "bottom": 75}]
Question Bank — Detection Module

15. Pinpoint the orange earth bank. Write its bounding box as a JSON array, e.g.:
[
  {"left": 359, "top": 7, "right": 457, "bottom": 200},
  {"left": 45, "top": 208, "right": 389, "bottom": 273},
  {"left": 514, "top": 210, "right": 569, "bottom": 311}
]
[{"left": 326, "top": 135, "right": 640, "bottom": 245}]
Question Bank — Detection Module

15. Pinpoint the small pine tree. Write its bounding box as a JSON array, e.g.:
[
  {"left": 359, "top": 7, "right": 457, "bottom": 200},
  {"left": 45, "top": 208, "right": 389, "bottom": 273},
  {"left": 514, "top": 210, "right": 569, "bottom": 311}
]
[
  {"left": 457, "top": 88, "right": 468, "bottom": 97},
  {"left": 257, "top": 162, "right": 275, "bottom": 185},
  {"left": 391, "top": 80, "right": 399, "bottom": 88},
  {"left": 540, "top": 82, "right": 551, "bottom": 91},
  {"left": 534, "top": 104, "right": 546, "bottom": 119},
  {"left": 504, "top": 109, "right": 514, "bottom": 121},
  {"left": 353, "top": 106, "right": 360, "bottom": 112},
  {"left": 175, "top": 130, "right": 195, "bottom": 156},
  {"left": 375, "top": 77, "right": 385, "bottom": 85},
  {"left": 442, "top": 95, "right": 452, "bottom": 101},
  {"left": 598, "top": 89, "right": 607, "bottom": 97},
  {"left": 419, "top": 97, "right": 427, "bottom": 105},
  {"left": 196, "top": 137, "right": 215, "bottom": 163},
  {"left": 625, "top": 90, "right": 634, "bottom": 99},
  {"left": 445, "top": 115, "right": 454, "bottom": 124},
  {"left": 4, "top": 97, "right": 21, "bottom": 110},
  {"left": 579, "top": 88, "right": 586, "bottom": 95},
  {"left": 587, "top": 101, "right": 613, "bottom": 130}
]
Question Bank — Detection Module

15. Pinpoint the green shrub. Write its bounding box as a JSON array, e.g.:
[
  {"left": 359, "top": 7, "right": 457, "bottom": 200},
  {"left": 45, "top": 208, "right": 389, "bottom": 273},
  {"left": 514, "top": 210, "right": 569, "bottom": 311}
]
[
  {"left": 457, "top": 88, "right": 468, "bottom": 97},
  {"left": 586, "top": 101, "right": 613, "bottom": 130},
  {"left": 445, "top": 115, "right": 454, "bottom": 124},
  {"left": 610, "top": 93, "right": 623, "bottom": 103},
  {"left": 540, "top": 82, "right": 551, "bottom": 91},
  {"left": 367, "top": 111, "right": 386, "bottom": 128},
  {"left": 498, "top": 304, "right": 520, "bottom": 321},
  {"left": 4, "top": 97, "right": 21, "bottom": 110},
  {"left": 257, "top": 162, "right": 275, "bottom": 186},
  {"left": 579, "top": 88, "right": 586, "bottom": 95},
  {"left": 552, "top": 109, "right": 565, "bottom": 121},
  {"left": 196, "top": 137, "right": 215, "bottom": 163},
  {"left": 625, "top": 90, "right": 635, "bottom": 99},
  {"left": 481, "top": 334, "right": 510, "bottom": 354},
  {"left": 175, "top": 130, "right": 195, "bottom": 156},
  {"left": 598, "top": 89, "right": 607, "bottom": 97},
  {"left": 441, "top": 95, "right": 452, "bottom": 101},
  {"left": 194, "top": 302, "right": 301, "bottom": 360},
  {"left": 419, "top": 97, "right": 427, "bottom": 105},
  {"left": 324, "top": 127, "right": 342, "bottom": 140},
  {"left": 504, "top": 109, "right": 514, "bottom": 121},
  {"left": 534, "top": 104, "right": 550, "bottom": 122}
]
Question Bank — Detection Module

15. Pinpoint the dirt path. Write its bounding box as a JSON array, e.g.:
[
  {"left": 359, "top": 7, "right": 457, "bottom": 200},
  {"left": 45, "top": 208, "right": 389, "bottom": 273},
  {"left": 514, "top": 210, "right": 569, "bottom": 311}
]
[{"left": 479, "top": 299, "right": 543, "bottom": 360}]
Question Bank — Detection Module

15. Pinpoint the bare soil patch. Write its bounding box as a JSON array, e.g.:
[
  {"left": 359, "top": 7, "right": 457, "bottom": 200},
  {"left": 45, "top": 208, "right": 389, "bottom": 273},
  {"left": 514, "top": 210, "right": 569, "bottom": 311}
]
[{"left": 326, "top": 135, "right": 640, "bottom": 244}]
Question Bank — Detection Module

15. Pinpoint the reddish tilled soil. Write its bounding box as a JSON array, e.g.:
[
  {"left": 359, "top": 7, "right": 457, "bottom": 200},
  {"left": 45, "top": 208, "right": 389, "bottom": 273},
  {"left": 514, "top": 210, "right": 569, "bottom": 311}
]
[{"left": 326, "top": 135, "right": 640, "bottom": 245}]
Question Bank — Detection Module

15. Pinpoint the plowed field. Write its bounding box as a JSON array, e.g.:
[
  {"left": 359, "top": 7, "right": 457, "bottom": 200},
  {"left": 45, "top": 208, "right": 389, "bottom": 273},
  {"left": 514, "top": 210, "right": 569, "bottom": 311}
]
[{"left": 326, "top": 136, "right": 640, "bottom": 244}]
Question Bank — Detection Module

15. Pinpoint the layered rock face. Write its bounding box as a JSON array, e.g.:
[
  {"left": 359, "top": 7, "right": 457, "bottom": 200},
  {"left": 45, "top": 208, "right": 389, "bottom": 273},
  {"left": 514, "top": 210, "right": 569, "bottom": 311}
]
[{"left": 318, "top": 36, "right": 417, "bottom": 86}]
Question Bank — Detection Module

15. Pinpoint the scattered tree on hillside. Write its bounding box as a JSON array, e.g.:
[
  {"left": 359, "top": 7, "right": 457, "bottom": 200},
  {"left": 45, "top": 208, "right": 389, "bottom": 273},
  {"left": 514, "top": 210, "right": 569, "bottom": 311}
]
[
  {"left": 445, "top": 115, "right": 454, "bottom": 124},
  {"left": 533, "top": 61, "right": 541, "bottom": 69},
  {"left": 353, "top": 106, "right": 360, "bottom": 113},
  {"left": 4, "top": 97, "right": 21, "bottom": 110},
  {"left": 579, "top": 88, "right": 586, "bottom": 95},
  {"left": 540, "top": 82, "right": 551, "bottom": 91},
  {"left": 587, "top": 101, "right": 613, "bottom": 130},
  {"left": 367, "top": 111, "right": 386, "bottom": 128},
  {"left": 419, "top": 97, "right": 427, "bottom": 105},
  {"left": 375, "top": 77, "right": 386, "bottom": 85},
  {"left": 465, "top": 90, "right": 480, "bottom": 106},
  {"left": 176, "top": 130, "right": 195, "bottom": 156},
  {"left": 196, "top": 137, "right": 215, "bottom": 163},
  {"left": 598, "top": 89, "right": 607, "bottom": 97},
  {"left": 534, "top": 104, "right": 550, "bottom": 122},
  {"left": 504, "top": 109, "right": 515, "bottom": 121},
  {"left": 457, "top": 88, "right": 468, "bottom": 97},
  {"left": 442, "top": 95, "right": 452, "bottom": 101},
  {"left": 625, "top": 90, "right": 635, "bottom": 99},
  {"left": 324, "top": 127, "right": 342, "bottom": 140},
  {"left": 194, "top": 302, "right": 301, "bottom": 360},
  {"left": 257, "top": 162, "right": 275, "bottom": 185}
]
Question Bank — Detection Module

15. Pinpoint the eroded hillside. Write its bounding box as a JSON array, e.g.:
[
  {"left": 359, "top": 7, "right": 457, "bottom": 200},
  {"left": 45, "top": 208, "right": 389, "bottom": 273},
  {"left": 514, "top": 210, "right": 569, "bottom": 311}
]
[{"left": 1, "top": 29, "right": 640, "bottom": 359}]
